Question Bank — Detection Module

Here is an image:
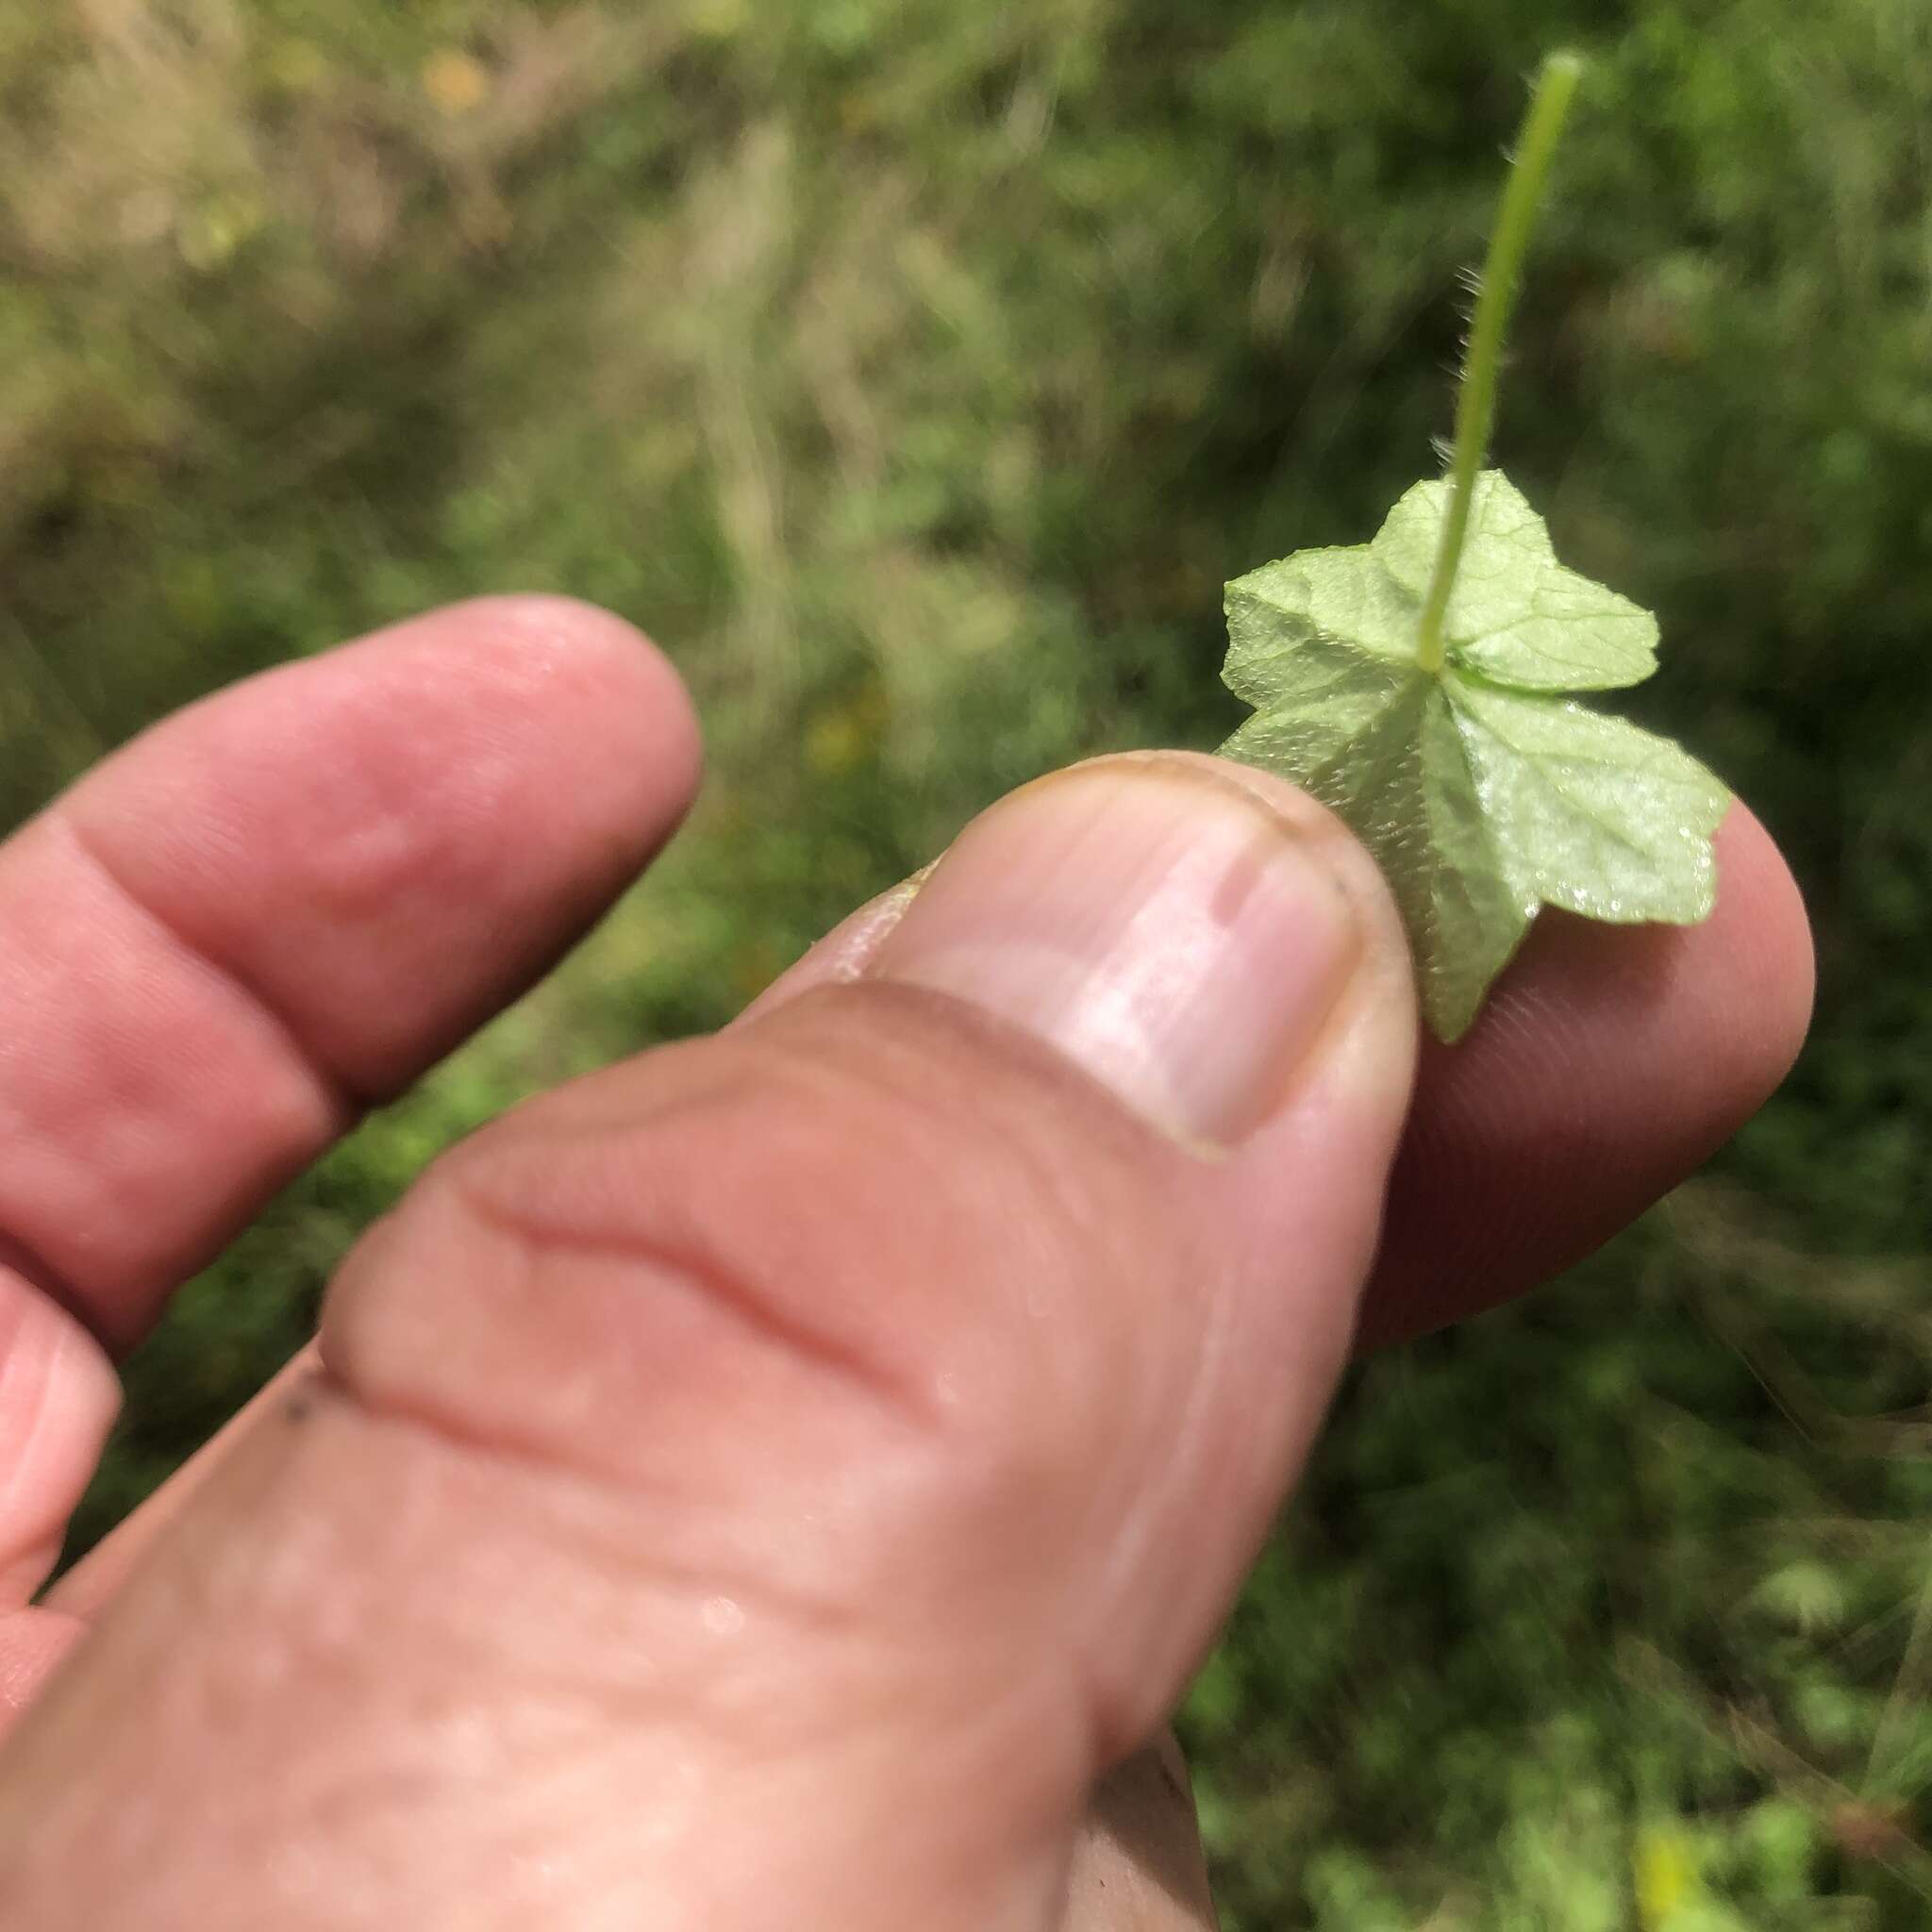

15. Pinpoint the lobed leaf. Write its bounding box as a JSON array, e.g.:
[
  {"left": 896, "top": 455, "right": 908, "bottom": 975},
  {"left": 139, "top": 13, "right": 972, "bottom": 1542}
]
[{"left": 1221, "top": 472, "right": 1727, "bottom": 1041}]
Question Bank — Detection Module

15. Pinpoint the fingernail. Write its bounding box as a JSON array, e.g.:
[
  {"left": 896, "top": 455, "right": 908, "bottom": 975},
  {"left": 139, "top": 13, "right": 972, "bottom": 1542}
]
[{"left": 869, "top": 759, "right": 1361, "bottom": 1145}]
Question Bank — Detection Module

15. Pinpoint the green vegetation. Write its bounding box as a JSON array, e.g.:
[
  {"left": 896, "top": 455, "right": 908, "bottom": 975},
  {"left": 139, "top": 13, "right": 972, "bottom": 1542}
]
[
  {"left": 1224, "top": 59, "right": 1728, "bottom": 1043},
  {"left": 1222, "top": 468, "right": 1730, "bottom": 1041},
  {"left": 4, "top": 3, "right": 1929, "bottom": 1924}
]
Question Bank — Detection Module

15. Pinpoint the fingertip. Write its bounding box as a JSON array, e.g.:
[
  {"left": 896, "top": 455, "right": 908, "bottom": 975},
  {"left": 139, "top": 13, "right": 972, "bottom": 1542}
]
[
  {"left": 1472, "top": 798, "right": 1812, "bottom": 1145},
  {"left": 432, "top": 593, "right": 704, "bottom": 777},
  {"left": 60, "top": 594, "right": 705, "bottom": 1099},
  {"left": 387, "top": 593, "right": 705, "bottom": 859},
  {"left": 1703, "top": 799, "right": 1815, "bottom": 1099},
  {"left": 1361, "top": 792, "right": 1817, "bottom": 1346}
]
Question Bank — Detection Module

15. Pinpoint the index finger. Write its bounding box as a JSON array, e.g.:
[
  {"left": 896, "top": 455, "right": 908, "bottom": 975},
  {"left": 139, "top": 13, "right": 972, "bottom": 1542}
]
[{"left": 0, "top": 596, "right": 700, "bottom": 1604}]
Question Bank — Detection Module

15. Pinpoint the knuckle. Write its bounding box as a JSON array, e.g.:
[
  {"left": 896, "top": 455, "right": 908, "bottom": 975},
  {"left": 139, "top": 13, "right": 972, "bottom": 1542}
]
[{"left": 324, "top": 988, "right": 1189, "bottom": 1604}]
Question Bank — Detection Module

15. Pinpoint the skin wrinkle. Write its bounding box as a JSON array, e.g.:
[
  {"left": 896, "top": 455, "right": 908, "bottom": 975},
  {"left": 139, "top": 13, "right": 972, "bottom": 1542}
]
[
  {"left": 54, "top": 598, "right": 701, "bottom": 1102},
  {"left": 425, "top": 992, "right": 1122, "bottom": 1448},
  {"left": 441, "top": 1175, "right": 921, "bottom": 1423},
  {"left": 329, "top": 982, "right": 1226, "bottom": 1812},
  {"left": 0, "top": 824, "right": 347, "bottom": 1342},
  {"left": 516, "top": 986, "right": 1180, "bottom": 1399},
  {"left": 51, "top": 808, "right": 364, "bottom": 1120},
  {"left": 0, "top": 815, "right": 356, "bottom": 1348},
  {"left": 325, "top": 1204, "right": 1125, "bottom": 1687},
  {"left": 762, "top": 998, "right": 1179, "bottom": 1558},
  {"left": 318, "top": 1324, "right": 888, "bottom": 1639}
]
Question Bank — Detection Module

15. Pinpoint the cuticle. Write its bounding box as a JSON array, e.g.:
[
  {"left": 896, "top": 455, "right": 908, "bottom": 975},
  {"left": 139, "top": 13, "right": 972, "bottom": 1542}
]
[{"left": 1011, "top": 748, "right": 1329, "bottom": 849}]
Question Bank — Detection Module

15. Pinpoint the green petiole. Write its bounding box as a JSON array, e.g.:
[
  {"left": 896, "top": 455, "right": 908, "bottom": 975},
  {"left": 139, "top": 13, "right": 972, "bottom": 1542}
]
[
  {"left": 1222, "top": 49, "right": 1726, "bottom": 1042},
  {"left": 1415, "top": 51, "right": 1584, "bottom": 675}
]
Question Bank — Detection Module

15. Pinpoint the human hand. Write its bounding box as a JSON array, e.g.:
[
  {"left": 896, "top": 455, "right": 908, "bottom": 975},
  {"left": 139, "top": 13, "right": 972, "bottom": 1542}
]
[{"left": 0, "top": 601, "right": 1811, "bottom": 1927}]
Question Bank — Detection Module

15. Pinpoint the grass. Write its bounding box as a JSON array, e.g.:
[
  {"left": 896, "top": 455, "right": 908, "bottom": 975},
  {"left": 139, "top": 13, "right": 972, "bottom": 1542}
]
[{"left": 4, "top": 2, "right": 1931, "bottom": 1924}]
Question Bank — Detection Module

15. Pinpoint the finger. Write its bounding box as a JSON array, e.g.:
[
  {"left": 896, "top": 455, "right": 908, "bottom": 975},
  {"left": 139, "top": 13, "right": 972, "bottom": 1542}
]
[
  {"left": 0, "top": 1288, "right": 119, "bottom": 1606},
  {"left": 41, "top": 776, "right": 1807, "bottom": 1645},
  {"left": 44, "top": 877, "right": 920, "bottom": 1624},
  {"left": 5, "top": 594, "right": 701, "bottom": 1333},
  {"left": 46, "top": 1365, "right": 1221, "bottom": 1932},
  {"left": 43, "top": 1355, "right": 1221, "bottom": 1932},
  {"left": 1364, "top": 797, "right": 1812, "bottom": 1344},
  {"left": 40, "top": 773, "right": 1807, "bottom": 1642},
  {"left": 0, "top": 595, "right": 699, "bottom": 1604},
  {"left": 0, "top": 755, "right": 1416, "bottom": 1929},
  {"left": 18, "top": 759, "right": 1809, "bottom": 1908},
  {"left": 746, "top": 783, "right": 1813, "bottom": 1346}
]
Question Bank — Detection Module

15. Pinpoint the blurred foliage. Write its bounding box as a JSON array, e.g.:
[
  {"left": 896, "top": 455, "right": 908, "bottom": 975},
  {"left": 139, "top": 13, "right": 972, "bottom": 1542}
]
[{"left": 3, "top": 0, "right": 1930, "bottom": 1924}]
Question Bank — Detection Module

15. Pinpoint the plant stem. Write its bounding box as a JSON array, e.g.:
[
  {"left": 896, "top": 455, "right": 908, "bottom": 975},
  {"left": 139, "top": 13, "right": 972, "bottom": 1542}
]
[{"left": 1415, "top": 52, "right": 1584, "bottom": 675}]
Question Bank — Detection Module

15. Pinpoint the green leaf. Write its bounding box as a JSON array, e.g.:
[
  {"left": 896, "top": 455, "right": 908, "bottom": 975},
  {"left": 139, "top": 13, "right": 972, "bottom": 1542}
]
[
  {"left": 1221, "top": 473, "right": 1727, "bottom": 1041},
  {"left": 1377, "top": 472, "right": 1662, "bottom": 691}
]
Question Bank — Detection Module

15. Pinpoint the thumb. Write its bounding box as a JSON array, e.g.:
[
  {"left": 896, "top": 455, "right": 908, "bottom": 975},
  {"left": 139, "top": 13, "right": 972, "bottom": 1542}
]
[{"left": 0, "top": 754, "right": 1415, "bottom": 1932}]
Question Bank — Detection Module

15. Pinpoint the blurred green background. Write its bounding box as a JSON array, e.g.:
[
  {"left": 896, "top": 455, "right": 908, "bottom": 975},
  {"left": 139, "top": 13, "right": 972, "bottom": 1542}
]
[{"left": 4, "top": 2, "right": 1930, "bottom": 1924}]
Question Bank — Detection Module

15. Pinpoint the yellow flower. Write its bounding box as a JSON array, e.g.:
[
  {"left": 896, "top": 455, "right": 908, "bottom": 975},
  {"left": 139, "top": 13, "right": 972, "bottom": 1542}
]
[
  {"left": 422, "top": 49, "right": 491, "bottom": 117},
  {"left": 1635, "top": 1824, "right": 1694, "bottom": 1929}
]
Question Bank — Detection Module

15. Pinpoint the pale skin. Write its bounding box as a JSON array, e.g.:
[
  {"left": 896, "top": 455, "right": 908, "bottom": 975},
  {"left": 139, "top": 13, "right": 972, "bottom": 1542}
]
[{"left": 0, "top": 599, "right": 1813, "bottom": 1927}]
